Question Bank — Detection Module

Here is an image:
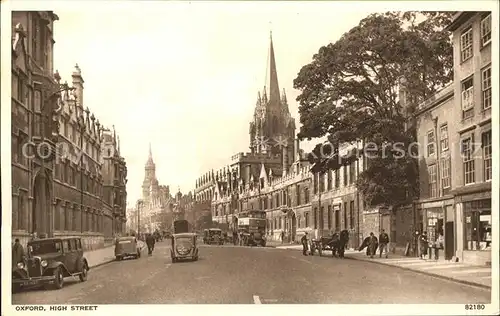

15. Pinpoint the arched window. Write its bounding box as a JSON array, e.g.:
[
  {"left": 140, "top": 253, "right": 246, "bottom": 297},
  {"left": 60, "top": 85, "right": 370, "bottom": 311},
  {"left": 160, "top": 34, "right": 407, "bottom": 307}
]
[{"left": 272, "top": 115, "right": 279, "bottom": 135}]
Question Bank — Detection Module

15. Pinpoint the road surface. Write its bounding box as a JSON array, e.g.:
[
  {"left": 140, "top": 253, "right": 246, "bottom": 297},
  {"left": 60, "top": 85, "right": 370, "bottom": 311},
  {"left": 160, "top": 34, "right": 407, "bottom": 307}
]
[{"left": 12, "top": 241, "right": 491, "bottom": 304}]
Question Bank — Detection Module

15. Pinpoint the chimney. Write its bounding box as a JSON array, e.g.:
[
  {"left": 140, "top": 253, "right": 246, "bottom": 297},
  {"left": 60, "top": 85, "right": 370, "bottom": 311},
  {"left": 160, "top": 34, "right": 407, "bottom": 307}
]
[{"left": 72, "top": 64, "right": 84, "bottom": 108}]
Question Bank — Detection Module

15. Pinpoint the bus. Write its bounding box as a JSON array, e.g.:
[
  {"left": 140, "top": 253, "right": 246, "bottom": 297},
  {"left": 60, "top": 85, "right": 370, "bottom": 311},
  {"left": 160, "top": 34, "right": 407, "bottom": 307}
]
[{"left": 237, "top": 210, "right": 267, "bottom": 246}]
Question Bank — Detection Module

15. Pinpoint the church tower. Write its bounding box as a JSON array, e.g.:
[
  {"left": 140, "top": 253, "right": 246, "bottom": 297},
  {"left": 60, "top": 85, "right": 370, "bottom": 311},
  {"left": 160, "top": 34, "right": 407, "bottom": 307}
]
[
  {"left": 249, "top": 32, "right": 296, "bottom": 170},
  {"left": 142, "top": 143, "right": 159, "bottom": 203}
]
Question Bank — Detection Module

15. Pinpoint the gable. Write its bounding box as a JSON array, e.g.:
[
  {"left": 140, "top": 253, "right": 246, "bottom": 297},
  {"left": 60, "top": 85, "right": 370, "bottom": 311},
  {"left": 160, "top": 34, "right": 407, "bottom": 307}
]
[{"left": 12, "top": 23, "right": 30, "bottom": 74}]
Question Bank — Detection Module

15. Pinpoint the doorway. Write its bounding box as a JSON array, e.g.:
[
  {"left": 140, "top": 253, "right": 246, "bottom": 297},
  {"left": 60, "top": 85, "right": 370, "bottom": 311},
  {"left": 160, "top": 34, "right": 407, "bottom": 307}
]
[
  {"left": 445, "top": 221, "right": 454, "bottom": 260},
  {"left": 32, "top": 170, "right": 51, "bottom": 236}
]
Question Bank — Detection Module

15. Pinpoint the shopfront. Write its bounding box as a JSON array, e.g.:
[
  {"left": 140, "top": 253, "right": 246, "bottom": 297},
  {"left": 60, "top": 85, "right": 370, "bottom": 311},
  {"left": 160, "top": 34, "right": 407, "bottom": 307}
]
[{"left": 463, "top": 199, "right": 492, "bottom": 252}]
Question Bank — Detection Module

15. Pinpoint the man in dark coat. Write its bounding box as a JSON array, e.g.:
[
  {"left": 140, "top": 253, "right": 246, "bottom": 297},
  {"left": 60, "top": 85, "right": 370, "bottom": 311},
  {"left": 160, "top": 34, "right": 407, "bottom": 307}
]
[
  {"left": 300, "top": 232, "right": 309, "bottom": 256},
  {"left": 146, "top": 233, "right": 156, "bottom": 255},
  {"left": 379, "top": 229, "right": 390, "bottom": 258},
  {"left": 12, "top": 239, "right": 25, "bottom": 267}
]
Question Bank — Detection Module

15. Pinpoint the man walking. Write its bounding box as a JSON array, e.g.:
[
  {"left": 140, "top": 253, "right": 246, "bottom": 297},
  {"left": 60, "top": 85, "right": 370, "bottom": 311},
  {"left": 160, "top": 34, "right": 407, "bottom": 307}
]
[
  {"left": 379, "top": 229, "right": 390, "bottom": 258},
  {"left": 146, "top": 233, "right": 156, "bottom": 256},
  {"left": 300, "top": 232, "right": 309, "bottom": 256},
  {"left": 368, "top": 232, "right": 378, "bottom": 259}
]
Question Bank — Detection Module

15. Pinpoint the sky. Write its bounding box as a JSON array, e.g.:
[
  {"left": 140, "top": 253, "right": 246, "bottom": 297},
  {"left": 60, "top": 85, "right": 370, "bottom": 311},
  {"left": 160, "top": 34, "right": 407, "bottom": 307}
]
[
  {"left": 7, "top": 1, "right": 418, "bottom": 207},
  {"left": 45, "top": 2, "right": 378, "bottom": 206}
]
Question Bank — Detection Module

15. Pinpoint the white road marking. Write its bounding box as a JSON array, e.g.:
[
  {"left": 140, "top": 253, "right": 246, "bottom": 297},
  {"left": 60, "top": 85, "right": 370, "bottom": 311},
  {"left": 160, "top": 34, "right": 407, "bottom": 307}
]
[
  {"left": 253, "top": 295, "right": 262, "bottom": 304},
  {"left": 299, "top": 258, "right": 311, "bottom": 264},
  {"left": 195, "top": 276, "right": 211, "bottom": 280}
]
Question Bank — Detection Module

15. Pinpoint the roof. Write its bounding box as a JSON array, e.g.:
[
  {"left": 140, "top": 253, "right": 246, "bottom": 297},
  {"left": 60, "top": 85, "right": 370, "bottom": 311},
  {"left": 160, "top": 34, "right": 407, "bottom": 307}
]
[
  {"left": 173, "top": 233, "right": 197, "bottom": 237},
  {"left": 446, "top": 12, "right": 477, "bottom": 32}
]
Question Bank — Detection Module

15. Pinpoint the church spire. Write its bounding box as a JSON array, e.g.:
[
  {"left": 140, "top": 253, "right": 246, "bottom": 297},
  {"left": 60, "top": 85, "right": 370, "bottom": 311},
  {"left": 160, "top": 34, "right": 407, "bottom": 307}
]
[
  {"left": 268, "top": 30, "right": 280, "bottom": 104},
  {"left": 146, "top": 142, "right": 154, "bottom": 166}
]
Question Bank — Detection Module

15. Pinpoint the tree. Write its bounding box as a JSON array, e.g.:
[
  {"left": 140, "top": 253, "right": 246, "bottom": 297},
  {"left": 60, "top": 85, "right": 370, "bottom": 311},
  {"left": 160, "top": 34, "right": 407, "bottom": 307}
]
[{"left": 294, "top": 11, "right": 454, "bottom": 207}]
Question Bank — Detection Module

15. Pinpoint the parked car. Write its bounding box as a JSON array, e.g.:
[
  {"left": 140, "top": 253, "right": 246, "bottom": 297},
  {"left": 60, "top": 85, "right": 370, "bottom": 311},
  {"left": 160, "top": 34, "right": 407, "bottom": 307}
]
[
  {"left": 115, "top": 236, "right": 142, "bottom": 260},
  {"left": 12, "top": 237, "right": 89, "bottom": 291}
]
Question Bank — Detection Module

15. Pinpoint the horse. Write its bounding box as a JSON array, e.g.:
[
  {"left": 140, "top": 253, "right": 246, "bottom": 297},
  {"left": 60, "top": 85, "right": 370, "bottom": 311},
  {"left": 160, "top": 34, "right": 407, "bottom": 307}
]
[{"left": 337, "top": 230, "right": 350, "bottom": 258}]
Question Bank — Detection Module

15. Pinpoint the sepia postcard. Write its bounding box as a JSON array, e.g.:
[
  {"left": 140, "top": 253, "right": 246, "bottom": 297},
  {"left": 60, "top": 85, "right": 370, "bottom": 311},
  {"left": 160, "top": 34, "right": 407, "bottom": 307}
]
[{"left": 1, "top": 0, "right": 498, "bottom": 315}]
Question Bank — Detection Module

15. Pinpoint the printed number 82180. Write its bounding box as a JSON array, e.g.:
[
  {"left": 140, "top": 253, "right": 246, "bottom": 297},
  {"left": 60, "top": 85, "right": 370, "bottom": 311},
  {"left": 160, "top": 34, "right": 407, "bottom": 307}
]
[{"left": 465, "top": 304, "right": 485, "bottom": 310}]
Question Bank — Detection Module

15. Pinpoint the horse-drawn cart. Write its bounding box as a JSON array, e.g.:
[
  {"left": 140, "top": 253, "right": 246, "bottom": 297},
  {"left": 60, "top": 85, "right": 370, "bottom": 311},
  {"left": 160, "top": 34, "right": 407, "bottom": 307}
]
[{"left": 309, "top": 230, "right": 349, "bottom": 258}]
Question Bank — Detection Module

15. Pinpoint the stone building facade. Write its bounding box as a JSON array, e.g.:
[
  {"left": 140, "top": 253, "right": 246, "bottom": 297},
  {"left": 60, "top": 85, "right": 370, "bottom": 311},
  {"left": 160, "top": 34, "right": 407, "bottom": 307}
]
[
  {"left": 11, "top": 11, "right": 127, "bottom": 250},
  {"left": 445, "top": 12, "right": 492, "bottom": 266}
]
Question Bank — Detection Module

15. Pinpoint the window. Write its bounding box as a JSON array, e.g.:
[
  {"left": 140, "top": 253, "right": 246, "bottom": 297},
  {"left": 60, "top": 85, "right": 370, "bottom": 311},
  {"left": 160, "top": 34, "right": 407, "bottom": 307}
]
[
  {"left": 63, "top": 240, "right": 70, "bottom": 252},
  {"left": 31, "top": 15, "right": 39, "bottom": 63},
  {"left": 334, "top": 170, "right": 340, "bottom": 188},
  {"left": 349, "top": 162, "right": 356, "bottom": 184},
  {"left": 12, "top": 137, "right": 19, "bottom": 163},
  {"left": 320, "top": 173, "right": 326, "bottom": 192},
  {"left": 313, "top": 207, "right": 317, "bottom": 229},
  {"left": 296, "top": 185, "right": 301, "bottom": 205},
  {"left": 464, "top": 200, "right": 491, "bottom": 251},
  {"left": 319, "top": 206, "right": 324, "bottom": 230},
  {"left": 427, "top": 130, "right": 435, "bottom": 156},
  {"left": 461, "top": 77, "right": 474, "bottom": 120},
  {"left": 481, "top": 67, "right": 491, "bottom": 110},
  {"left": 327, "top": 170, "right": 332, "bottom": 190},
  {"left": 343, "top": 166, "right": 348, "bottom": 186},
  {"left": 482, "top": 131, "right": 492, "bottom": 181},
  {"left": 305, "top": 212, "right": 309, "bottom": 227},
  {"left": 440, "top": 125, "right": 449, "bottom": 152},
  {"left": 462, "top": 137, "right": 475, "bottom": 185},
  {"left": 327, "top": 205, "right": 332, "bottom": 230},
  {"left": 349, "top": 200, "right": 355, "bottom": 229},
  {"left": 440, "top": 158, "right": 451, "bottom": 190},
  {"left": 460, "top": 27, "right": 473, "bottom": 62},
  {"left": 428, "top": 164, "right": 437, "bottom": 198},
  {"left": 313, "top": 173, "right": 318, "bottom": 194},
  {"left": 334, "top": 208, "right": 340, "bottom": 231},
  {"left": 480, "top": 14, "right": 491, "bottom": 47},
  {"left": 343, "top": 202, "right": 348, "bottom": 230},
  {"left": 304, "top": 187, "right": 309, "bottom": 204}
]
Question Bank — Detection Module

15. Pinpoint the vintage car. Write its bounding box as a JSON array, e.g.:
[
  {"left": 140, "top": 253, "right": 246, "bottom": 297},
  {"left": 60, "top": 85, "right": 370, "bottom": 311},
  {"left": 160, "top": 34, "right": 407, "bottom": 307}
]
[
  {"left": 115, "top": 236, "right": 142, "bottom": 260},
  {"left": 12, "top": 237, "right": 89, "bottom": 291},
  {"left": 203, "top": 228, "right": 224, "bottom": 245},
  {"left": 170, "top": 233, "right": 199, "bottom": 263}
]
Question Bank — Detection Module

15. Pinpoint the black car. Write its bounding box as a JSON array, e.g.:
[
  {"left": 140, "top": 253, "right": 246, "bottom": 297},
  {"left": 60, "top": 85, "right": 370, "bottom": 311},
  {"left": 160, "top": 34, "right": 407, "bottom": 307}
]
[{"left": 12, "top": 237, "right": 89, "bottom": 291}]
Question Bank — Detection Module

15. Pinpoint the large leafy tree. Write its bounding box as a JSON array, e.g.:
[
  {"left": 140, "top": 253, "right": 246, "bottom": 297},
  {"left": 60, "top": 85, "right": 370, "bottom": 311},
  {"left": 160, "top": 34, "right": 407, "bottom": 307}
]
[{"left": 294, "top": 11, "right": 454, "bottom": 207}]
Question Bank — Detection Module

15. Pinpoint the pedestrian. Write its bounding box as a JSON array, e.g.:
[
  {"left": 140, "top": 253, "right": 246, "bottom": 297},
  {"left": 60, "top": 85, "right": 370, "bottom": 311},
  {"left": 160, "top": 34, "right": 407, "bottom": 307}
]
[
  {"left": 280, "top": 231, "right": 285, "bottom": 244},
  {"left": 12, "top": 238, "right": 25, "bottom": 267},
  {"left": 31, "top": 232, "right": 38, "bottom": 241},
  {"left": 368, "top": 232, "right": 378, "bottom": 259},
  {"left": 434, "top": 231, "right": 444, "bottom": 261},
  {"left": 233, "top": 230, "right": 238, "bottom": 246},
  {"left": 419, "top": 231, "right": 429, "bottom": 259},
  {"left": 300, "top": 232, "right": 309, "bottom": 256},
  {"left": 378, "top": 229, "right": 390, "bottom": 258},
  {"left": 146, "top": 233, "right": 155, "bottom": 255}
]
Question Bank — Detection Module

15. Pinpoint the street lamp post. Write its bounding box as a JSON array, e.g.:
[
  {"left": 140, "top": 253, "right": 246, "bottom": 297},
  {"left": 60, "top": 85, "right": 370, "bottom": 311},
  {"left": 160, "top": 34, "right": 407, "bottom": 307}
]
[{"left": 137, "top": 200, "right": 143, "bottom": 237}]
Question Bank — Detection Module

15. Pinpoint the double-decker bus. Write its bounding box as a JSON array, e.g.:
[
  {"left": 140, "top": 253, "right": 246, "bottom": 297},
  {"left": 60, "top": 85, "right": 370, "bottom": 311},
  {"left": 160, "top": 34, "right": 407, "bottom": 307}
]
[{"left": 237, "top": 210, "right": 267, "bottom": 246}]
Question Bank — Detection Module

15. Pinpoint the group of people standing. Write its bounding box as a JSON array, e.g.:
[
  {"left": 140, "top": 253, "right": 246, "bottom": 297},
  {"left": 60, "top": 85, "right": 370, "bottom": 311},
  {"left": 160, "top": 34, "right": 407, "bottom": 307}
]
[
  {"left": 359, "top": 229, "right": 391, "bottom": 259},
  {"left": 415, "top": 230, "right": 444, "bottom": 260}
]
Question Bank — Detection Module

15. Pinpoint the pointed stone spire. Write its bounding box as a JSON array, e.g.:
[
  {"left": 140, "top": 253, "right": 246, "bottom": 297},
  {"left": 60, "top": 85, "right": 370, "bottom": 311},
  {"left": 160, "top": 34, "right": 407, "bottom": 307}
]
[
  {"left": 146, "top": 142, "right": 154, "bottom": 166},
  {"left": 268, "top": 31, "right": 280, "bottom": 105}
]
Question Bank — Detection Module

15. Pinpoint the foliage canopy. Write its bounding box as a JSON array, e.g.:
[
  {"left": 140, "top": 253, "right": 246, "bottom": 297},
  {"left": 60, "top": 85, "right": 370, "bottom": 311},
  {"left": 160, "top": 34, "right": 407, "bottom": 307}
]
[{"left": 294, "top": 12, "right": 454, "bottom": 207}]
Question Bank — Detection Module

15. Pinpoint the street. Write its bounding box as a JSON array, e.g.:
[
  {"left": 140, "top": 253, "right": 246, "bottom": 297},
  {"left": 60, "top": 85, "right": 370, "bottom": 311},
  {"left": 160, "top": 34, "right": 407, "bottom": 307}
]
[{"left": 12, "top": 241, "right": 491, "bottom": 304}]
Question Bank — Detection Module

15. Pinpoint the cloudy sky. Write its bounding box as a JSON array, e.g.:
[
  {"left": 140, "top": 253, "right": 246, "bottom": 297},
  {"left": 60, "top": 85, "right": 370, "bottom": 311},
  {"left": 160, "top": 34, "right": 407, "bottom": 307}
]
[{"left": 8, "top": 1, "right": 483, "bottom": 206}]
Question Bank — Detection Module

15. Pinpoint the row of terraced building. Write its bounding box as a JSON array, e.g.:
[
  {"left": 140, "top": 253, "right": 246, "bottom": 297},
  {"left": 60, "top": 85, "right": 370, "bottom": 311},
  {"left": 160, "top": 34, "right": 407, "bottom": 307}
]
[{"left": 194, "top": 12, "right": 492, "bottom": 266}]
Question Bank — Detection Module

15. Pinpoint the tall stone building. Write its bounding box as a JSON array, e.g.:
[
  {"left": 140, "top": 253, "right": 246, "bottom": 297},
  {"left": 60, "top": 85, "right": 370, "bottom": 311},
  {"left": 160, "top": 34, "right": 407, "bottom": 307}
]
[
  {"left": 11, "top": 11, "right": 127, "bottom": 250},
  {"left": 135, "top": 145, "right": 175, "bottom": 233},
  {"left": 11, "top": 11, "right": 60, "bottom": 246}
]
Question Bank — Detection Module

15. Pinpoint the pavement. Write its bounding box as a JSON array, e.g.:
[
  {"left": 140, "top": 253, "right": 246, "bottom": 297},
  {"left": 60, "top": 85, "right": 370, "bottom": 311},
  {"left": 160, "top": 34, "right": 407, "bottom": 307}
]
[
  {"left": 271, "top": 243, "right": 492, "bottom": 289},
  {"left": 85, "top": 241, "right": 146, "bottom": 268},
  {"left": 12, "top": 242, "right": 491, "bottom": 304}
]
